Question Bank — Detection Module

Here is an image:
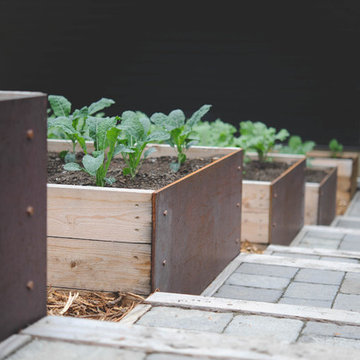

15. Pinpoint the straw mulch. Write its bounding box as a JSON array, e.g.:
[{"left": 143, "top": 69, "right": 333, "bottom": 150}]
[
  {"left": 47, "top": 287, "right": 145, "bottom": 322},
  {"left": 241, "top": 240, "right": 266, "bottom": 254}
]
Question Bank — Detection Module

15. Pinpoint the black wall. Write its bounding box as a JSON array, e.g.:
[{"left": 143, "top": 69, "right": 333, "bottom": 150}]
[{"left": 1, "top": 0, "right": 360, "bottom": 146}]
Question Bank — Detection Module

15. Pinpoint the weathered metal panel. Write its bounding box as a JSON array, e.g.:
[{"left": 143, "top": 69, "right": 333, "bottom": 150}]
[
  {"left": 318, "top": 167, "right": 337, "bottom": 225},
  {"left": 152, "top": 150, "right": 243, "bottom": 294},
  {"left": 0, "top": 91, "right": 47, "bottom": 341},
  {"left": 270, "top": 158, "right": 306, "bottom": 245}
]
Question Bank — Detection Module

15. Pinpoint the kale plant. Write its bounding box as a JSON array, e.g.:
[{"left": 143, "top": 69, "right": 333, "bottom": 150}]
[
  {"left": 64, "top": 116, "right": 120, "bottom": 187},
  {"left": 192, "top": 119, "right": 237, "bottom": 147},
  {"left": 47, "top": 95, "right": 115, "bottom": 162},
  {"left": 329, "top": 138, "right": 343, "bottom": 158},
  {"left": 150, "top": 104, "right": 212, "bottom": 171},
  {"left": 235, "top": 121, "right": 289, "bottom": 162},
  {"left": 277, "top": 135, "right": 315, "bottom": 155},
  {"left": 116, "top": 111, "right": 170, "bottom": 178}
]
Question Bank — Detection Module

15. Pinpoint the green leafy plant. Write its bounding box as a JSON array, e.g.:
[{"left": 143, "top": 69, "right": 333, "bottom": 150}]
[
  {"left": 192, "top": 119, "right": 237, "bottom": 147},
  {"left": 329, "top": 138, "right": 343, "bottom": 158},
  {"left": 150, "top": 104, "right": 212, "bottom": 171},
  {"left": 277, "top": 135, "right": 315, "bottom": 155},
  {"left": 235, "top": 121, "right": 289, "bottom": 162},
  {"left": 116, "top": 111, "right": 170, "bottom": 178},
  {"left": 64, "top": 116, "right": 121, "bottom": 187},
  {"left": 47, "top": 95, "right": 115, "bottom": 162}
]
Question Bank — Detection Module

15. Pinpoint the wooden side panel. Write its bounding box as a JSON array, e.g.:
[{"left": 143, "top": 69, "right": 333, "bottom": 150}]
[
  {"left": 350, "top": 156, "right": 359, "bottom": 199},
  {"left": 270, "top": 159, "right": 306, "bottom": 245},
  {"left": 304, "top": 184, "right": 319, "bottom": 225},
  {"left": 241, "top": 182, "right": 271, "bottom": 244},
  {"left": 318, "top": 167, "right": 337, "bottom": 225},
  {"left": 152, "top": 150, "right": 243, "bottom": 294},
  {"left": 47, "top": 185, "right": 153, "bottom": 243},
  {"left": 308, "top": 157, "right": 352, "bottom": 177},
  {"left": 0, "top": 92, "right": 47, "bottom": 341},
  {"left": 47, "top": 237, "right": 151, "bottom": 294}
]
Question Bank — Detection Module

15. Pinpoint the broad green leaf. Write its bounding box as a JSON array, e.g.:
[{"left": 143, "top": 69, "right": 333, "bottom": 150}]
[
  {"left": 187, "top": 104, "right": 212, "bottom": 127},
  {"left": 147, "top": 130, "right": 170, "bottom": 142},
  {"left": 105, "top": 177, "right": 116, "bottom": 185},
  {"left": 143, "top": 147, "right": 157, "bottom": 159},
  {"left": 288, "top": 135, "right": 302, "bottom": 149},
  {"left": 48, "top": 95, "right": 71, "bottom": 117},
  {"left": 64, "top": 162, "right": 82, "bottom": 171},
  {"left": 170, "top": 162, "right": 180, "bottom": 172},
  {"left": 139, "top": 114, "right": 151, "bottom": 136},
  {"left": 64, "top": 152, "right": 76, "bottom": 163},
  {"left": 82, "top": 153, "right": 104, "bottom": 176},
  {"left": 115, "top": 143, "right": 135, "bottom": 155},
  {"left": 169, "top": 109, "right": 185, "bottom": 128},
  {"left": 276, "top": 129, "right": 290, "bottom": 141},
  {"left": 120, "top": 111, "right": 145, "bottom": 139},
  {"left": 88, "top": 98, "right": 115, "bottom": 115},
  {"left": 150, "top": 112, "right": 168, "bottom": 127}
]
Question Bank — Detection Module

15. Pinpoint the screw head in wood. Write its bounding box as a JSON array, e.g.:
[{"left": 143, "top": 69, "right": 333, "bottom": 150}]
[
  {"left": 236, "top": 202, "right": 241, "bottom": 208},
  {"left": 163, "top": 210, "right": 168, "bottom": 216},
  {"left": 274, "top": 193, "right": 278, "bottom": 198},
  {"left": 162, "top": 260, "right": 166, "bottom": 266},
  {"left": 272, "top": 223, "right": 276, "bottom": 228},
  {"left": 26, "top": 206, "right": 34, "bottom": 216},
  {"left": 26, "top": 280, "right": 34, "bottom": 290},
  {"left": 237, "top": 166, "right": 241, "bottom": 171},
  {"left": 26, "top": 129, "right": 34, "bottom": 140}
]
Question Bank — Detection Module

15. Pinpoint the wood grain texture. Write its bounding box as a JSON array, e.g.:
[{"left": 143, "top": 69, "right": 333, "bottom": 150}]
[
  {"left": 47, "top": 237, "right": 151, "bottom": 294},
  {"left": 47, "top": 185, "right": 153, "bottom": 243},
  {"left": 304, "top": 184, "right": 319, "bottom": 225},
  {"left": 241, "top": 182, "right": 270, "bottom": 244}
]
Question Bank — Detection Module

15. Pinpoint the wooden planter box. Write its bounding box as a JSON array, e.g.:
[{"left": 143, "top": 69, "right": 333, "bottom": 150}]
[
  {"left": 304, "top": 166, "right": 337, "bottom": 226},
  {"left": 241, "top": 153, "right": 306, "bottom": 245},
  {"left": 47, "top": 141, "right": 243, "bottom": 295},
  {"left": 307, "top": 150, "right": 359, "bottom": 204}
]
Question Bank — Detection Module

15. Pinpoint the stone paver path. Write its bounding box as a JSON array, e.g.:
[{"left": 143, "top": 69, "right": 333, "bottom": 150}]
[{"left": 206, "top": 253, "right": 360, "bottom": 311}]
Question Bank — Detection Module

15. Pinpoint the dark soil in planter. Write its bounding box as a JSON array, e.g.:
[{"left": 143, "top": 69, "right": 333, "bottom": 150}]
[
  {"left": 305, "top": 168, "right": 330, "bottom": 183},
  {"left": 47, "top": 152, "right": 220, "bottom": 190},
  {"left": 242, "top": 160, "right": 291, "bottom": 181}
]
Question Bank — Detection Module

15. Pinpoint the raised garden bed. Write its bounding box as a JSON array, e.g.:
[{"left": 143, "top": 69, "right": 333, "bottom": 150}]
[
  {"left": 241, "top": 153, "right": 306, "bottom": 245},
  {"left": 47, "top": 140, "right": 243, "bottom": 296},
  {"left": 304, "top": 166, "right": 337, "bottom": 225},
  {"left": 307, "top": 150, "right": 359, "bottom": 207}
]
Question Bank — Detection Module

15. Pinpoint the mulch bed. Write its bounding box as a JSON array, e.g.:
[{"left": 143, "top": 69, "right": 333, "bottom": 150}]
[
  {"left": 47, "top": 152, "right": 221, "bottom": 190},
  {"left": 47, "top": 287, "right": 145, "bottom": 322}
]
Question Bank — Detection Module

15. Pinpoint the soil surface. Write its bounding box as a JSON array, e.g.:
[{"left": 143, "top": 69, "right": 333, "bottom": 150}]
[
  {"left": 242, "top": 160, "right": 291, "bottom": 181},
  {"left": 305, "top": 168, "right": 330, "bottom": 183},
  {"left": 48, "top": 152, "right": 219, "bottom": 190}
]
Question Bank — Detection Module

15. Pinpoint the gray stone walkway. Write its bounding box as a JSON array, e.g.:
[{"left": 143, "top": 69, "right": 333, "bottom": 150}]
[{"left": 208, "top": 254, "right": 360, "bottom": 311}]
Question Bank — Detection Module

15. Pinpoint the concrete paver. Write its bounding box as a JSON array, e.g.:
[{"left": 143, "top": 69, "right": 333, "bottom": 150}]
[
  {"left": 224, "top": 314, "right": 303, "bottom": 342},
  {"left": 225, "top": 272, "right": 290, "bottom": 290},
  {"left": 235, "top": 263, "right": 298, "bottom": 278},
  {"left": 214, "top": 284, "right": 282, "bottom": 302},
  {"left": 136, "top": 306, "right": 233, "bottom": 333},
  {"left": 293, "top": 268, "right": 344, "bottom": 285},
  {"left": 333, "top": 294, "right": 360, "bottom": 312},
  {"left": 340, "top": 273, "right": 360, "bottom": 294},
  {"left": 283, "top": 282, "right": 339, "bottom": 302}
]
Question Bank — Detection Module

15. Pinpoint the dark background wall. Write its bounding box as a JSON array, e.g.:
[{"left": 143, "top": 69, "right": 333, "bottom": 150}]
[{"left": 1, "top": 0, "right": 360, "bottom": 147}]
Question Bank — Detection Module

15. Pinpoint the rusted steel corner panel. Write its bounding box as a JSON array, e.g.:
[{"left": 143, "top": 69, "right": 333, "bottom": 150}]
[
  {"left": 270, "top": 159, "right": 305, "bottom": 245},
  {"left": 152, "top": 150, "right": 243, "bottom": 295},
  {"left": 318, "top": 167, "right": 337, "bottom": 225},
  {"left": 350, "top": 156, "right": 359, "bottom": 199},
  {"left": 0, "top": 92, "right": 47, "bottom": 341}
]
